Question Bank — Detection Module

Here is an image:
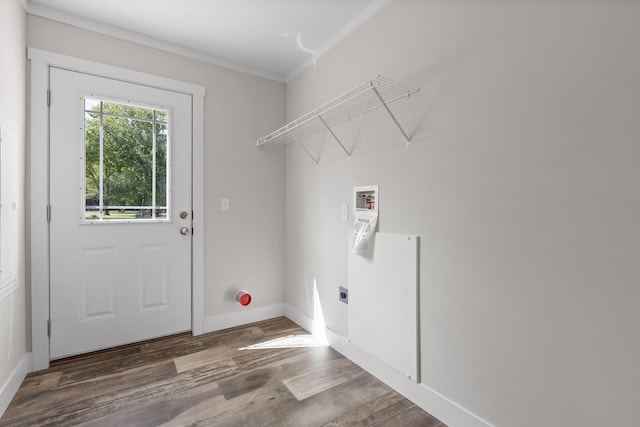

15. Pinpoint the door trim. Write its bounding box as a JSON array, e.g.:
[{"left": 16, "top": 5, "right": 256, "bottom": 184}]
[{"left": 28, "top": 48, "right": 206, "bottom": 371}]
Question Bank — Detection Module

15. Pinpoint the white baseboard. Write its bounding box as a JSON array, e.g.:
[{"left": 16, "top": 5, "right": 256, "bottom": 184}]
[
  {"left": 0, "top": 353, "right": 30, "bottom": 418},
  {"left": 325, "top": 329, "right": 493, "bottom": 427},
  {"left": 203, "top": 303, "right": 286, "bottom": 333},
  {"left": 283, "top": 304, "right": 313, "bottom": 333}
]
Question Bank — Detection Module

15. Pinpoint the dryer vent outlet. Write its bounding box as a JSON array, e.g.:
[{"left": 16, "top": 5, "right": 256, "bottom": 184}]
[{"left": 339, "top": 287, "right": 349, "bottom": 304}]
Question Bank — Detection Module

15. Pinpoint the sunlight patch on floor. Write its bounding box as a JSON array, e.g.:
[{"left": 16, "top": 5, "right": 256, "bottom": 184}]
[
  {"left": 238, "top": 334, "right": 328, "bottom": 350},
  {"left": 239, "top": 279, "right": 329, "bottom": 350}
]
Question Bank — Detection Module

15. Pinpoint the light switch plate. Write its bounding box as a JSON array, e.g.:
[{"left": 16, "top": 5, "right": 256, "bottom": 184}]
[
  {"left": 340, "top": 204, "right": 349, "bottom": 222},
  {"left": 221, "top": 198, "right": 230, "bottom": 211}
]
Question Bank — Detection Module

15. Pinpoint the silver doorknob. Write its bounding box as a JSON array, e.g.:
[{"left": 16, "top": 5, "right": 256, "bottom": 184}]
[{"left": 180, "top": 226, "right": 190, "bottom": 235}]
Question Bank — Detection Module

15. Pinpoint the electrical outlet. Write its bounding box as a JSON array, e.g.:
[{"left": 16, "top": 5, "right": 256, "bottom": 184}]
[{"left": 339, "top": 286, "right": 348, "bottom": 304}]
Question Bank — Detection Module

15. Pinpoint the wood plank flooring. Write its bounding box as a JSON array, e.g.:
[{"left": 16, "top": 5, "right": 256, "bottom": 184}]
[{"left": 0, "top": 317, "right": 445, "bottom": 427}]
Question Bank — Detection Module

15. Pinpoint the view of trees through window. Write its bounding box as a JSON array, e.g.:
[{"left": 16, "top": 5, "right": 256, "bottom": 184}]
[{"left": 84, "top": 98, "right": 169, "bottom": 221}]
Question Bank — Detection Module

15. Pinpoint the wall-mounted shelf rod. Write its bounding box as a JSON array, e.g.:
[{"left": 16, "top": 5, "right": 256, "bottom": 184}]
[{"left": 257, "top": 75, "right": 419, "bottom": 163}]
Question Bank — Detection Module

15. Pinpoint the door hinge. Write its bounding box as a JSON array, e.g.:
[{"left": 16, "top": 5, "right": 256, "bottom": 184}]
[
  {"left": 47, "top": 320, "right": 51, "bottom": 338},
  {"left": 46, "top": 90, "right": 51, "bottom": 107},
  {"left": 46, "top": 205, "right": 51, "bottom": 222}
]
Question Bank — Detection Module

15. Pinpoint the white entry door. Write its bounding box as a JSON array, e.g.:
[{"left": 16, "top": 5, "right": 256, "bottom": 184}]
[{"left": 49, "top": 67, "right": 192, "bottom": 359}]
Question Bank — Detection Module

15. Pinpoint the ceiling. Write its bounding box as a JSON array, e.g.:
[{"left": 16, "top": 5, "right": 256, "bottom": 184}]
[{"left": 26, "top": 0, "right": 390, "bottom": 82}]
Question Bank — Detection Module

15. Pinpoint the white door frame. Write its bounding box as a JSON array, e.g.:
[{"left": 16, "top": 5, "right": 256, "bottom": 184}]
[{"left": 28, "top": 48, "right": 206, "bottom": 371}]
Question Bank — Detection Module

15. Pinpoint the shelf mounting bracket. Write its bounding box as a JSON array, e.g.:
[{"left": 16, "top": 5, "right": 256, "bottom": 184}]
[
  {"left": 371, "top": 84, "right": 412, "bottom": 147},
  {"left": 291, "top": 133, "right": 319, "bottom": 164},
  {"left": 317, "top": 114, "right": 351, "bottom": 157}
]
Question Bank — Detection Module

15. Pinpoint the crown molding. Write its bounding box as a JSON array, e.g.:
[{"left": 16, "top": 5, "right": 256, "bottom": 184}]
[
  {"left": 26, "top": 2, "right": 286, "bottom": 82},
  {"left": 25, "top": 0, "right": 391, "bottom": 84},
  {"left": 286, "top": 0, "right": 392, "bottom": 82}
]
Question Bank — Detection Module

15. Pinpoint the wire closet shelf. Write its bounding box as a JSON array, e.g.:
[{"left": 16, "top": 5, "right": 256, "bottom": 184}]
[{"left": 256, "top": 75, "right": 419, "bottom": 162}]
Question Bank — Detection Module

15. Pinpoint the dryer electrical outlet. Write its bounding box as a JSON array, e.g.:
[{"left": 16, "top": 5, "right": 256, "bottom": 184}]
[{"left": 339, "top": 286, "right": 349, "bottom": 304}]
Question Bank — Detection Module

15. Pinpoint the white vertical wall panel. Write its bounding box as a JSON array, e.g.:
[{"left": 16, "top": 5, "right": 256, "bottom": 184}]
[
  {"left": 0, "top": 114, "right": 19, "bottom": 302},
  {"left": 348, "top": 232, "right": 419, "bottom": 382}
]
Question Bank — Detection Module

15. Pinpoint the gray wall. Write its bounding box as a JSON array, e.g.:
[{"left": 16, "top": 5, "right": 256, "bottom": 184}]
[
  {"left": 285, "top": 1, "right": 640, "bottom": 425},
  {"left": 27, "top": 15, "right": 287, "bottom": 323},
  {"left": 0, "top": 0, "right": 27, "bottom": 396}
]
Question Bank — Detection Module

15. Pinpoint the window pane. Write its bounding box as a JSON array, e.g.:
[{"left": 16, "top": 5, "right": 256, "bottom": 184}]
[
  {"left": 84, "top": 112, "right": 100, "bottom": 211},
  {"left": 103, "top": 101, "right": 153, "bottom": 120},
  {"left": 102, "top": 209, "right": 148, "bottom": 220},
  {"left": 85, "top": 206, "right": 100, "bottom": 220},
  {"left": 84, "top": 98, "right": 101, "bottom": 112},
  {"left": 83, "top": 98, "right": 169, "bottom": 222},
  {"left": 155, "top": 110, "right": 168, "bottom": 123},
  {"left": 156, "top": 122, "right": 168, "bottom": 208},
  {"left": 102, "top": 115, "right": 153, "bottom": 214}
]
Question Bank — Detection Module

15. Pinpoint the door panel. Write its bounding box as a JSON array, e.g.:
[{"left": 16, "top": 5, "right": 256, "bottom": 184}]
[
  {"left": 80, "top": 247, "right": 117, "bottom": 321},
  {"left": 49, "top": 68, "right": 192, "bottom": 359},
  {"left": 139, "top": 244, "right": 169, "bottom": 311}
]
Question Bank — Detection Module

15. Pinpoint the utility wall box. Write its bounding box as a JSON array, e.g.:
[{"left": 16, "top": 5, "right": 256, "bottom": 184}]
[{"left": 353, "top": 185, "right": 379, "bottom": 213}]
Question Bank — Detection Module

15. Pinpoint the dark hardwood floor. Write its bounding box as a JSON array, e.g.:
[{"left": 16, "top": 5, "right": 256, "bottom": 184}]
[{"left": 0, "top": 317, "right": 445, "bottom": 426}]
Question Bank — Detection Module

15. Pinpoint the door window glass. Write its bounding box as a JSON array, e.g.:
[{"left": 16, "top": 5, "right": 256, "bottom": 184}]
[{"left": 83, "top": 98, "right": 170, "bottom": 222}]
